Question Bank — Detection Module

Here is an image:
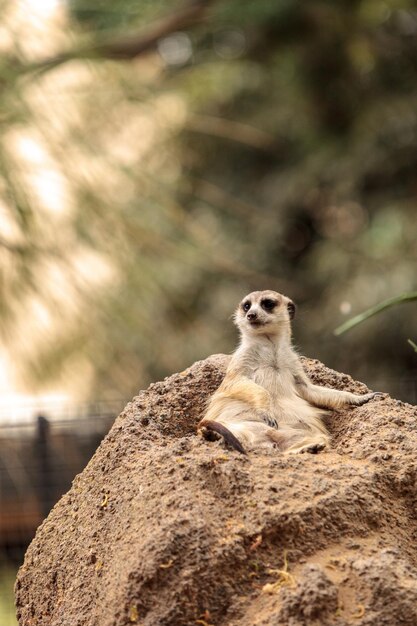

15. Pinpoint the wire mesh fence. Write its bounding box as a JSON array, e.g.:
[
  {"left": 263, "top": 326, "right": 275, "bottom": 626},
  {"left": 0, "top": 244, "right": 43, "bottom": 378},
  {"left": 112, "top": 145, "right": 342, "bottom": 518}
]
[{"left": 0, "top": 400, "right": 126, "bottom": 626}]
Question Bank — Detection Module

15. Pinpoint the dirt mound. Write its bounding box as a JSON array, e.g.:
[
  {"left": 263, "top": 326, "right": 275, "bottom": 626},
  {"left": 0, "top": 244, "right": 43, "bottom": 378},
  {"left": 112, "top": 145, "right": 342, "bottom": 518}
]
[{"left": 15, "top": 355, "right": 417, "bottom": 626}]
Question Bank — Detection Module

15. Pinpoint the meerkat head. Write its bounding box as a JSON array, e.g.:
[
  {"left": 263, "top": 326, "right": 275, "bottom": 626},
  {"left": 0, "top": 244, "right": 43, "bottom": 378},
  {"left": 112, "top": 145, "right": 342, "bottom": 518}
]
[{"left": 234, "top": 290, "right": 296, "bottom": 337}]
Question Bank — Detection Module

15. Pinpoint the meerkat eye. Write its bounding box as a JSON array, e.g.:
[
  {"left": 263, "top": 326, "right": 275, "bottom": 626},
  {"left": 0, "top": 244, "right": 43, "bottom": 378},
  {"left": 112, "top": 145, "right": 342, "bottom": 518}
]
[
  {"left": 261, "top": 298, "right": 277, "bottom": 311},
  {"left": 242, "top": 301, "right": 251, "bottom": 312}
]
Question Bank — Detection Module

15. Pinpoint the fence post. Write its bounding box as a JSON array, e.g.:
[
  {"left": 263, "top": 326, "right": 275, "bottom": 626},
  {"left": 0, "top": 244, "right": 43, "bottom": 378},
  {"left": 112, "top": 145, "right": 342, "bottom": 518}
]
[{"left": 35, "top": 415, "right": 53, "bottom": 520}]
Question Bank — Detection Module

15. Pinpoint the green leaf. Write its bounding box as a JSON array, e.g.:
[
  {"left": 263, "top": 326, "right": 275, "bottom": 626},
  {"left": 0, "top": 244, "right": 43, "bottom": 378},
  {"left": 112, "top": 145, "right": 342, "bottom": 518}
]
[
  {"left": 334, "top": 292, "right": 417, "bottom": 336},
  {"left": 408, "top": 339, "right": 417, "bottom": 353}
]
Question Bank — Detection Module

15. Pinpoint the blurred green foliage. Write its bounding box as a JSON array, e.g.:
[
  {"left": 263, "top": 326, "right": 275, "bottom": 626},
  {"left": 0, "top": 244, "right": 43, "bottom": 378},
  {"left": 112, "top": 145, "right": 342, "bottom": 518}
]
[
  {"left": 0, "top": 564, "right": 17, "bottom": 625},
  {"left": 69, "top": 0, "right": 169, "bottom": 31},
  {"left": 0, "top": 0, "right": 416, "bottom": 400}
]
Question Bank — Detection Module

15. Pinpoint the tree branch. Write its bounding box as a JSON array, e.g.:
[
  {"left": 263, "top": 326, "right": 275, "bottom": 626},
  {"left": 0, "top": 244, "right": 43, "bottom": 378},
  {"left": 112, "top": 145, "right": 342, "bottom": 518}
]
[{"left": 8, "top": 0, "right": 217, "bottom": 79}]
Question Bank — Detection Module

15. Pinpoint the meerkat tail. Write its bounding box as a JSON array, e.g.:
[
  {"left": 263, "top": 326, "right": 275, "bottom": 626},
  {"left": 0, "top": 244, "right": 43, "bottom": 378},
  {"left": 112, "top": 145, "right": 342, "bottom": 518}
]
[{"left": 199, "top": 420, "right": 247, "bottom": 455}]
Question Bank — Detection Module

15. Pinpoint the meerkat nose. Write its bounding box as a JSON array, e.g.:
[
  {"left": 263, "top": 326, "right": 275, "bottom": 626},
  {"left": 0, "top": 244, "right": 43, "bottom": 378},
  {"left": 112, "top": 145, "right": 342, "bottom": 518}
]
[{"left": 247, "top": 312, "right": 257, "bottom": 321}]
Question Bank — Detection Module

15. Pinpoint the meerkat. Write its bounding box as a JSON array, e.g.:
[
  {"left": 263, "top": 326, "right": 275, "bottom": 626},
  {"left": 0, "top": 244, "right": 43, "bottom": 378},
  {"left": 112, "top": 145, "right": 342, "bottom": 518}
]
[{"left": 198, "top": 290, "right": 381, "bottom": 454}]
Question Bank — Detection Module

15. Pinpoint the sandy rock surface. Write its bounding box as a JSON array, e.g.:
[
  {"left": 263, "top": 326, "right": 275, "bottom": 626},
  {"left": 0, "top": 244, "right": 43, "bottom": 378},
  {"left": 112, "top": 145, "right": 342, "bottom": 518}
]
[{"left": 15, "top": 355, "right": 417, "bottom": 626}]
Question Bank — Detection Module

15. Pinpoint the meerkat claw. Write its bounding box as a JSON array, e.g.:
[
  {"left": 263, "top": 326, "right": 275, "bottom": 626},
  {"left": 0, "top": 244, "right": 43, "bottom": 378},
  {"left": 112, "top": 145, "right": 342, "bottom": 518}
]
[{"left": 355, "top": 391, "right": 384, "bottom": 406}]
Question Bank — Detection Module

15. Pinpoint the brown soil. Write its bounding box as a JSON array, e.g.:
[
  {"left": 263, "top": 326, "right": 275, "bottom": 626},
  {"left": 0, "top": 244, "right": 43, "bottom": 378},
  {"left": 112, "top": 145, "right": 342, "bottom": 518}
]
[{"left": 15, "top": 355, "right": 417, "bottom": 626}]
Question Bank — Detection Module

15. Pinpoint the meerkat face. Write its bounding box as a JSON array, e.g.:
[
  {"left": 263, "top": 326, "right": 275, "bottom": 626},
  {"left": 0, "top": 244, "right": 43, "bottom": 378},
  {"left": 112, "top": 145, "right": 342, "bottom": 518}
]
[{"left": 234, "top": 290, "right": 296, "bottom": 336}]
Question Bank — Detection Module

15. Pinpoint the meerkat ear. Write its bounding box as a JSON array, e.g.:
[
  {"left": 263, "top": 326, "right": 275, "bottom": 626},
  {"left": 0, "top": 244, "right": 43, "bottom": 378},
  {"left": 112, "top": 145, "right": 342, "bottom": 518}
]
[{"left": 287, "top": 300, "right": 296, "bottom": 320}]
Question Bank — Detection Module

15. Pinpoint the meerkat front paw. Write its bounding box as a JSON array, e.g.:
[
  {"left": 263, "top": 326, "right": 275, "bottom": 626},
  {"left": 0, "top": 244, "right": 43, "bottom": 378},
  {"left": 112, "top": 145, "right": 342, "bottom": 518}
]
[{"left": 353, "top": 391, "right": 384, "bottom": 406}]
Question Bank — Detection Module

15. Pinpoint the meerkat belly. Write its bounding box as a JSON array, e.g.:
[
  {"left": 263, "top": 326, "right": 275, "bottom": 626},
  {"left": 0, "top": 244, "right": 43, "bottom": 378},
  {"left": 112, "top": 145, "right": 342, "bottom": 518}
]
[
  {"left": 252, "top": 365, "right": 292, "bottom": 394},
  {"left": 252, "top": 366, "right": 325, "bottom": 430}
]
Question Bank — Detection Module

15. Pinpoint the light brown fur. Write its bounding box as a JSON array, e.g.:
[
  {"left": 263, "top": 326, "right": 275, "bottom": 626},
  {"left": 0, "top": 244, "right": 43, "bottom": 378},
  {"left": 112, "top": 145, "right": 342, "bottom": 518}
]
[{"left": 199, "top": 290, "right": 381, "bottom": 454}]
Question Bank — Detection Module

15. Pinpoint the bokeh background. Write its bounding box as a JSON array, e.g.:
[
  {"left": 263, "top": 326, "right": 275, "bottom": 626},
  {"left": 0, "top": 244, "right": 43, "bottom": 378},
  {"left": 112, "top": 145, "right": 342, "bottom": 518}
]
[{"left": 1, "top": 1, "right": 417, "bottom": 623}]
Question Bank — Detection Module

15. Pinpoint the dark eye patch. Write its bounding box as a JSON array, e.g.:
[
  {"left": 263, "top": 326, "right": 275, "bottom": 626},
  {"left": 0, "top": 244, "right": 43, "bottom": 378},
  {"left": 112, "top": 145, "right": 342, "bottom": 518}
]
[
  {"left": 261, "top": 298, "right": 277, "bottom": 311},
  {"left": 242, "top": 301, "right": 251, "bottom": 312}
]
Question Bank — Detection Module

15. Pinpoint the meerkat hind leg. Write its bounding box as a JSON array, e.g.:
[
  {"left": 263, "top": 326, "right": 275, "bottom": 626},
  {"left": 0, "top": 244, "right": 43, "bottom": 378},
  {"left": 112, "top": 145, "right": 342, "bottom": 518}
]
[
  {"left": 227, "top": 420, "right": 285, "bottom": 450},
  {"left": 241, "top": 423, "right": 329, "bottom": 454},
  {"left": 284, "top": 432, "right": 329, "bottom": 455}
]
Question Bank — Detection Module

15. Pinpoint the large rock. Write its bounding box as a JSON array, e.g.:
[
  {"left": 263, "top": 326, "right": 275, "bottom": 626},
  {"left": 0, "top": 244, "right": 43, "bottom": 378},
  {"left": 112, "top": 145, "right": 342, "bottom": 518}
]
[{"left": 15, "top": 355, "right": 417, "bottom": 626}]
